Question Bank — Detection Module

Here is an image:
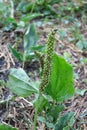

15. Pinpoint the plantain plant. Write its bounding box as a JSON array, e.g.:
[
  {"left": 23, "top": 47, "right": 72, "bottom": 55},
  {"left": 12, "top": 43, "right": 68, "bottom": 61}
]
[
  {"left": 0, "top": 29, "right": 75, "bottom": 130},
  {"left": 9, "top": 23, "right": 44, "bottom": 68}
]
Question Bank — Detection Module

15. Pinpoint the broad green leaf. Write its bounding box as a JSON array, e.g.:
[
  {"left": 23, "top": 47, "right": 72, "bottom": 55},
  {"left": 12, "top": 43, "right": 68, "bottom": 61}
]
[
  {"left": 21, "top": 13, "right": 43, "bottom": 22},
  {"left": 46, "top": 53, "right": 74, "bottom": 101},
  {"left": 46, "top": 122, "right": 54, "bottom": 129},
  {"left": 24, "top": 23, "right": 39, "bottom": 60},
  {"left": 31, "top": 45, "right": 45, "bottom": 51},
  {"left": 16, "top": 1, "right": 27, "bottom": 11},
  {"left": 9, "top": 44, "right": 23, "bottom": 62},
  {"left": 0, "top": 123, "right": 18, "bottom": 130},
  {"left": 54, "top": 112, "right": 75, "bottom": 130},
  {"left": 46, "top": 4, "right": 57, "bottom": 14},
  {"left": 63, "top": 126, "right": 70, "bottom": 130},
  {"left": 22, "top": 3, "right": 34, "bottom": 13},
  {"left": 3, "top": 18, "right": 17, "bottom": 31},
  {"left": 7, "top": 68, "right": 38, "bottom": 97},
  {"left": 37, "top": 116, "right": 46, "bottom": 123},
  {"left": 5, "top": 18, "right": 17, "bottom": 25},
  {"left": 34, "top": 94, "right": 48, "bottom": 113},
  {"left": 47, "top": 104, "right": 65, "bottom": 122},
  {"left": 38, "top": 116, "right": 54, "bottom": 129}
]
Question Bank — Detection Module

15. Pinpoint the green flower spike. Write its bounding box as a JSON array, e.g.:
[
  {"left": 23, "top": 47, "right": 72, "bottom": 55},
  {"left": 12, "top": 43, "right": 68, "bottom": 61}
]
[
  {"left": 40, "top": 29, "right": 57, "bottom": 92},
  {"left": 34, "top": 50, "right": 44, "bottom": 70}
]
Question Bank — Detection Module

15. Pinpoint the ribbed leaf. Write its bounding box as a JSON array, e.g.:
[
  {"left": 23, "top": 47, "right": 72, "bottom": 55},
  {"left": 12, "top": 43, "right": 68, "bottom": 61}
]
[
  {"left": 24, "top": 23, "right": 39, "bottom": 60},
  {"left": 9, "top": 44, "right": 23, "bottom": 62},
  {"left": 7, "top": 68, "right": 38, "bottom": 97},
  {"left": 46, "top": 53, "right": 74, "bottom": 101},
  {"left": 24, "top": 24, "right": 38, "bottom": 51},
  {"left": 54, "top": 112, "right": 75, "bottom": 130}
]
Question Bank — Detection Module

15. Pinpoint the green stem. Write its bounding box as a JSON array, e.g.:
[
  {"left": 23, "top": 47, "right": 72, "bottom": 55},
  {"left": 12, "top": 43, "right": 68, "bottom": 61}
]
[
  {"left": 33, "top": 104, "right": 38, "bottom": 130},
  {"left": 30, "top": 1, "right": 36, "bottom": 14},
  {"left": 33, "top": 93, "right": 41, "bottom": 130}
]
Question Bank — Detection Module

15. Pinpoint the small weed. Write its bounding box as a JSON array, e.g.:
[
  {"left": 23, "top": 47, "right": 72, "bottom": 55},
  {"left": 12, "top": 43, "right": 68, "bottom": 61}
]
[{"left": 0, "top": 29, "right": 75, "bottom": 130}]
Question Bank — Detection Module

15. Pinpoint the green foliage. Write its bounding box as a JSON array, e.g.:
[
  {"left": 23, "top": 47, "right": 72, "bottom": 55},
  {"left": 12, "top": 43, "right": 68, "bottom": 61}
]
[
  {"left": 46, "top": 104, "right": 65, "bottom": 123},
  {"left": 0, "top": 80, "right": 6, "bottom": 86},
  {"left": 3, "top": 18, "right": 17, "bottom": 31},
  {"left": 38, "top": 116, "right": 55, "bottom": 129},
  {"left": 7, "top": 68, "right": 38, "bottom": 97},
  {"left": 9, "top": 24, "right": 43, "bottom": 63},
  {"left": 9, "top": 29, "right": 73, "bottom": 102},
  {"left": 70, "top": 22, "right": 87, "bottom": 50},
  {"left": 0, "top": 1, "right": 17, "bottom": 30},
  {"left": 75, "top": 88, "right": 87, "bottom": 96},
  {"left": 76, "top": 40, "right": 87, "bottom": 50},
  {"left": 14, "top": 0, "right": 86, "bottom": 23},
  {"left": 37, "top": 104, "right": 64, "bottom": 129},
  {"left": 0, "top": 123, "right": 18, "bottom": 130},
  {"left": 58, "top": 29, "right": 67, "bottom": 40},
  {"left": 9, "top": 44, "right": 23, "bottom": 62},
  {"left": 24, "top": 23, "right": 39, "bottom": 61},
  {"left": 7, "top": 51, "right": 74, "bottom": 128},
  {"left": 54, "top": 112, "right": 75, "bottom": 130},
  {"left": 46, "top": 53, "right": 74, "bottom": 101},
  {"left": 21, "top": 13, "right": 43, "bottom": 22},
  {"left": 7, "top": 29, "right": 75, "bottom": 129},
  {"left": 16, "top": 0, "right": 62, "bottom": 20},
  {"left": 34, "top": 94, "right": 48, "bottom": 113},
  {"left": 0, "top": 2, "right": 10, "bottom": 26},
  {"left": 0, "top": 0, "right": 87, "bottom": 32}
]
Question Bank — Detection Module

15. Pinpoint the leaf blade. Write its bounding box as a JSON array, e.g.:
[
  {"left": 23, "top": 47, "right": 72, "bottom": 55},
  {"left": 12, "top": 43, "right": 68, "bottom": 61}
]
[
  {"left": 46, "top": 53, "right": 74, "bottom": 101},
  {"left": 7, "top": 68, "right": 38, "bottom": 97}
]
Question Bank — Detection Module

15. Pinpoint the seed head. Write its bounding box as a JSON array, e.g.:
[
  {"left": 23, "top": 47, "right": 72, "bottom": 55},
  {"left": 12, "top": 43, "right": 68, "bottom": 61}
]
[{"left": 40, "top": 29, "right": 56, "bottom": 92}]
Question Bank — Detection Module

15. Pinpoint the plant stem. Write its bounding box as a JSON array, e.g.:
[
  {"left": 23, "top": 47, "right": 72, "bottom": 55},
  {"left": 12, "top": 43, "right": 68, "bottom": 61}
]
[
  {"left": 33, "top": 103, "right": 38, "bottom": 130},
  {"left": 30, "top": 1, "right": 36, "bottom": 14},
  {"left": 33, "top": 93, "right": 40, "bottom": 130}
]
